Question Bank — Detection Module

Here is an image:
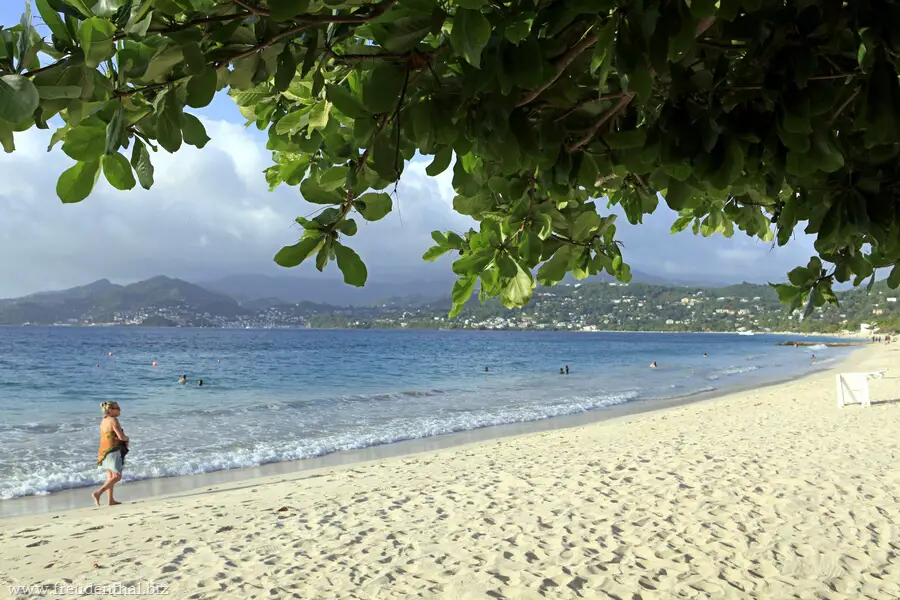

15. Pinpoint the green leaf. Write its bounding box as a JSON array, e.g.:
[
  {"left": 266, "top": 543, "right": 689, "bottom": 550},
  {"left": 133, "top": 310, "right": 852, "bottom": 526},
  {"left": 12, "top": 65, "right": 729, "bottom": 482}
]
[
  {"left": 537, "top": 245, "right": 574, "bottom": 286},
  {"left": 0, "top": 75, "right": 39, "bottom": 124},
  {"left": 36, "top": 85, "right": 82, "bottom": 99},
  {"left": 186, "top": 68, "right": 217, "bottom": 109},
  {"left": 156, "top": 89, "right": 183, "bottom": 153},
  {"left": 591, "top": 18, "right": 616, "bottom": 86},
  {"left": 102, "top": 152, "right": 136, "bottom": 191},
  {"left": 269, "top": 0, "right": 310, "bottom": 21},
  {"left": 130, "top": 138, "right": 154, "bottom": 190},
  {"left": 299, "top": 177, "right": 342, "bottom": 205},
  {"left": 338, "top": 218, "right": 358, "bottom": 236},
  {"left": 308, "top": 100, "right": 331, "bottom": 134},
  {"left": 78, "top": 17, "right": 116, "bottom": 68},
  {"left": 888, "top": 265, "right": 900, "bottom": 289},
  {"left": 56, "top": 160, "right": 101, "bottom": 203},
  {"left": 355, "top": 192, "right": 392, "bottom": 221},
  {"left": 36, "top": 0, "right": 73, "bottom": 44},
  {"left": 503, "top": 262, "right": 534, "bottom": 306},
  {"left": 105, "top": 104, "right": 126, "bottom": 155},
  {"left": 426, "top": 146, "right": 452, "bottom": 176},
  {"left": 274, "top": 235, "right": 323, "bottom": 268},
  {"left": 504, "top": 19, "right": 531, "bottom": 45},
  {"left": 62, "top": 125, "right": 105, "bottom": 161},
  {"left": 423, "top": 245, "right": 450, "bottom": 261},
  {"left": 450, "top": 8, "right": 491, "bottom": 68},
  {"left": 0, "top": 120, "right": 14, "bottom": 153},
  {"left": 182, "top": 113, "right": 210, "bottom": 148},
  {"left": 326, "top": 84, "right": 369, "bottom": 119},
  {"left": 452, "top": 251, "right": 493, "bottom": 276},
  {"left": 449, "top": 275, "right": 477, "bottom": 317},
  {"left": 274, "top": 46, "right": 297, "bottom": 92},
  {"left": 572, "top": 211, "right": 601, "bottom": 240},
  {"left": 362, "top": 65, "right": 407, "bottom": 114},
  {"left": 275, "top": 108, "right": 310, "bottom": 136},
  {"left": 334, "top": 242, "right": 368, "bottom": 287}
]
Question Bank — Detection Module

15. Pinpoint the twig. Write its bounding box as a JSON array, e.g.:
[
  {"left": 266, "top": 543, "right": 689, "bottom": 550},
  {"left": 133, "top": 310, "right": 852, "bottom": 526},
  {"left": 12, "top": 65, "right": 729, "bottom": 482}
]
[
  {"left": 515, "top": 30, "right": 600, "bottom": 107},
  {"left": 829, "top": 87, "right": 860, "bottom": 124},
  {"left": 567, "top": 93, "right": 634, "bottom": 152},
  {"left": 231, "top": 0, "right": 261, "bottom": 15},
  {"left": 695, "top": 16, "right": 716, "bottom": 37},
  {"left": 393, "top": 67, "right": 411, "bottom": 178},
  {"left": 553, "top": 93, "right": 629, "bottom": 123},
  {"left": 356, "top": 116, "right": 387, "bottom": 174},
  {"left": 219, "top": 0, "right": 397, "bottom": 68}
]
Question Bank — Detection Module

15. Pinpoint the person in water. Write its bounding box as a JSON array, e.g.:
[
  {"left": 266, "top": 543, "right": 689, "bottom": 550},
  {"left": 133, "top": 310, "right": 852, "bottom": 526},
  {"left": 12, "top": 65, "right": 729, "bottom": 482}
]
[
  {"left": 649, "top": 361, "right": 657, "bottom": 368},
  {"left": 178, "top": 374, "right": 187, "bottom": 384},
  {"left": 484, "top": 367, "right": 489, "bottom": 372},
  {"left": 197, "top": 379, "right": 204, "bottom": 386},
  {"left": 702, "top": 353, "right": 708, "bottom": 358},
  {"left": 811, "top": 354, "right": 816, "bottom": 361},
  {"left": 93, "top": 401, "right": 128, "bottom": 507},
  {"left": 559, "top": 368, "right": 564, "bottom": 375}
]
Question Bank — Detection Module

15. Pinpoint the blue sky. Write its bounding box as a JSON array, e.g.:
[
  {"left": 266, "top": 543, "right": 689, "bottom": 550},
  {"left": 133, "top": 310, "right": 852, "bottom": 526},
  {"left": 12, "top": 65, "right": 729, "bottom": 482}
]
[{"left": 0, "top": 3, "right": 819, "bottom": 297}]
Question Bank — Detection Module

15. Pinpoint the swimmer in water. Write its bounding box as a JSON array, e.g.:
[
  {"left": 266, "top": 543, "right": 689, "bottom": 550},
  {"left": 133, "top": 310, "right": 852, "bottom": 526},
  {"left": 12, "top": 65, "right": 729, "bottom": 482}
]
[
  {"left": 649, "top": 361, "right": 657, "bottom": 368},
  {"left": 559, "top": 368, "right": 564, "bottom": 375},
  {"left": 197, "top": 379, "right": 204, "bottom": 386},
  {"left": 565, "top": 365, "right": 569, "bottom": 375},
  {"left": 703, "top": 353, "right": 708, "bottom": 358},
  {"left": 811, "top": 354, "right": 816, "bottom": 361},
  {"left": 178, "top": 374, "right": 187, "bottom": 384},
  {"left": 484, "top": 367, "right": 489, "bottom": 372}
]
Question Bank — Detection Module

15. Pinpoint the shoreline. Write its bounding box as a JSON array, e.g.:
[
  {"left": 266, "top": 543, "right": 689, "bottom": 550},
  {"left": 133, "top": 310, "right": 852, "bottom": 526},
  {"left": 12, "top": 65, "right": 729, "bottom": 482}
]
[
  {"left": 0, "top": 343, "right": 859, "bottom": 518},
  {"left": 2, "top": 344, "right": 897, "bottom": 598}
]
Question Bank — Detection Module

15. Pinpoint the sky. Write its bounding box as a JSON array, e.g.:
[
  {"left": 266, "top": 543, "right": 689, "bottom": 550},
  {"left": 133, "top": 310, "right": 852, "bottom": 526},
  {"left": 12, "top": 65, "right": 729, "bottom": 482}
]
[{"left": 0, "top": 5, "right": 820, "bottom": 298}]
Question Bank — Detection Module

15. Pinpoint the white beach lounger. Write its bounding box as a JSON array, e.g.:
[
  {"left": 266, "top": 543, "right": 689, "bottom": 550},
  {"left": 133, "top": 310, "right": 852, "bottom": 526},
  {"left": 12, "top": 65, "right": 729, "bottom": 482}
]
[{"left": 835, "top": 371, "right": 886, "bottom": 407}]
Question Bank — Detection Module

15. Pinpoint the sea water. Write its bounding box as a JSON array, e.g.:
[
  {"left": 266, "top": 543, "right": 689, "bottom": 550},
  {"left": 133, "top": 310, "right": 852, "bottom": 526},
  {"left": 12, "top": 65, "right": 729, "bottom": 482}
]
[{"left": 0, "top": 327, "right": 852, "bottom": 499}]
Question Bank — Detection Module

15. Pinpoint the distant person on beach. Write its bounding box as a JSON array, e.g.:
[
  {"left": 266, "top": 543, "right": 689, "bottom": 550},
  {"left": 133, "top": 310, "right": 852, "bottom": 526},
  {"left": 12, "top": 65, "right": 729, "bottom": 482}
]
[
  {"left": 178, "top": 375, "right": 187, "bottom": 384},
  {"left": 93, "top": 401, "right": 128, "bottom": 507},
  {"left": 565, "top": 365, "right": 569, "bottom": 375},
  {"left": 649, "top": 362, "right": 657, "bottom": 368}
]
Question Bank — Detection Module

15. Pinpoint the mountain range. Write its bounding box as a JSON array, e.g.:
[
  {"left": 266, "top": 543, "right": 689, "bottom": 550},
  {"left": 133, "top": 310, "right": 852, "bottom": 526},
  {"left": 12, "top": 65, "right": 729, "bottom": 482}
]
[{"left": 0, "top": 276, "right": 247, "bottom": 325}]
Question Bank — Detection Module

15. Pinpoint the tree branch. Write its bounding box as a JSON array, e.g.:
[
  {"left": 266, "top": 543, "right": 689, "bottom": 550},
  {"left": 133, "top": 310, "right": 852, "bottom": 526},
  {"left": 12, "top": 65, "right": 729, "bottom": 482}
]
[
  {"left": 829, "top": 87, "right": 860, "bottom": 124},
  {"left": 515, "top": 30, "right": 600, "bottom": 108},
  {"left": 567, "top": 93, "right": 634, "bottom": 152},
  {"left": 695, "top": 16, "right": 716, "bottom": 37},
  {"left": 553, "top": 92, "right": 629, "bottom": 123},
  {"left": 219, "top": 0, "right": 397, "bottom": 68}
]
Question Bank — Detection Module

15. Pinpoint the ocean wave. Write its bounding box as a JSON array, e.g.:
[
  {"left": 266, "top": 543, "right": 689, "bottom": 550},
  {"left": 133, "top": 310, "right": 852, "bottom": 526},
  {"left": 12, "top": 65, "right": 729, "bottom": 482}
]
[
  {"left": 0, "top": 390, "right": 639, "bottom": 499},
  {"left": 807, "top": 344, "right": 827, "bottom": 351},
  {"left": 720, "top": 365, "right": 761, "bottom": 376}
]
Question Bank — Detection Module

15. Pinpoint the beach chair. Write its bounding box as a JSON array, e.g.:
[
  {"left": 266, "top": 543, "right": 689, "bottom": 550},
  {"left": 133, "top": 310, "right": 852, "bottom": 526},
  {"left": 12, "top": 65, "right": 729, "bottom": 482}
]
[{"left": 836, "top": 372, "right": 882, "bottom": 407}]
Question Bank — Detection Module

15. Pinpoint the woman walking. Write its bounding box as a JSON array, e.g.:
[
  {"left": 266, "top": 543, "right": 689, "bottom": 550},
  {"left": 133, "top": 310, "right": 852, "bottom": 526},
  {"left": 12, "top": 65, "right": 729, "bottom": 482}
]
[{"left": 92, "top": 401, "right": 128, "bottom": 506}]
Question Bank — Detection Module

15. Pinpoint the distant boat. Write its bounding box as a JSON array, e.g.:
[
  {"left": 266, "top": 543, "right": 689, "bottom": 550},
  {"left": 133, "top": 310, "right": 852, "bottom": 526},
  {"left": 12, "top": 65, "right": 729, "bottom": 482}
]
[{"left": 737, "top": 332, "right": 755, "bottom": 336}]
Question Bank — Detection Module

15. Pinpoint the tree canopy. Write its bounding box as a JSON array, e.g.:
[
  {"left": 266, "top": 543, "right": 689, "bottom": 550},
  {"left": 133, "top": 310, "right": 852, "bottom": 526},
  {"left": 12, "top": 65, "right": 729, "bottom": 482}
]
[{"left": 0, "top": 0, "right": 899, "bottom": 317}]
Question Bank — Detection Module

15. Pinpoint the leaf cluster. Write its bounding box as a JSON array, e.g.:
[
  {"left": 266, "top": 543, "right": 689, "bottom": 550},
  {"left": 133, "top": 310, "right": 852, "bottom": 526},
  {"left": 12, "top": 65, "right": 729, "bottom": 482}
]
[{"left": 3, "top": 0, "right": 900, "bottom": 311}]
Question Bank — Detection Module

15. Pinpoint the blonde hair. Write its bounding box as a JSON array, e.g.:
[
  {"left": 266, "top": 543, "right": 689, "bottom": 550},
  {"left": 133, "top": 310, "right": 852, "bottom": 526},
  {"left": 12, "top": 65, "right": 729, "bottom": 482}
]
[{"left": 100, "top": 401, "right": 119, "bottom": 417}]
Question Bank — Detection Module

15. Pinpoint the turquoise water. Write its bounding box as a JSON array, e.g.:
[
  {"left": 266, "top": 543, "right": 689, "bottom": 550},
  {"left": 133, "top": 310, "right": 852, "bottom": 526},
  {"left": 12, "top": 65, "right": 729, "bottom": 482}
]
[{"left": 0, "top": 327, "right": 850, "bottom": 499}]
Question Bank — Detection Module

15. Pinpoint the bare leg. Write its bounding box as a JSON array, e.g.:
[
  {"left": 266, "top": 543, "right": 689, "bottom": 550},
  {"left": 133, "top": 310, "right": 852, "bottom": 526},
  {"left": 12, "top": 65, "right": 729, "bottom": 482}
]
[
  {"left": 92, "top": 472, "right": 113, "bottom": 506},
  {"left": 107, "top": 473, "right": 122, "bottom": 505}
]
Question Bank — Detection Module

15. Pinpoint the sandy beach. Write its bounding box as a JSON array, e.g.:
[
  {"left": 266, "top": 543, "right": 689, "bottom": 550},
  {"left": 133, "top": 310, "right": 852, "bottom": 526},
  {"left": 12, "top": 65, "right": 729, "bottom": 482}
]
[{"left": 2, "top": 344, "right": 899, "bottom": 599}]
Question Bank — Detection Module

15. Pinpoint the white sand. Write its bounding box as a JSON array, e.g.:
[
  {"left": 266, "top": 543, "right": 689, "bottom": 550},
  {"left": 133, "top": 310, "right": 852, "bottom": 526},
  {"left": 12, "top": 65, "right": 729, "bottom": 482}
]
[{"left": 2, "top": 344, "right": 899, "bottom": 599}]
